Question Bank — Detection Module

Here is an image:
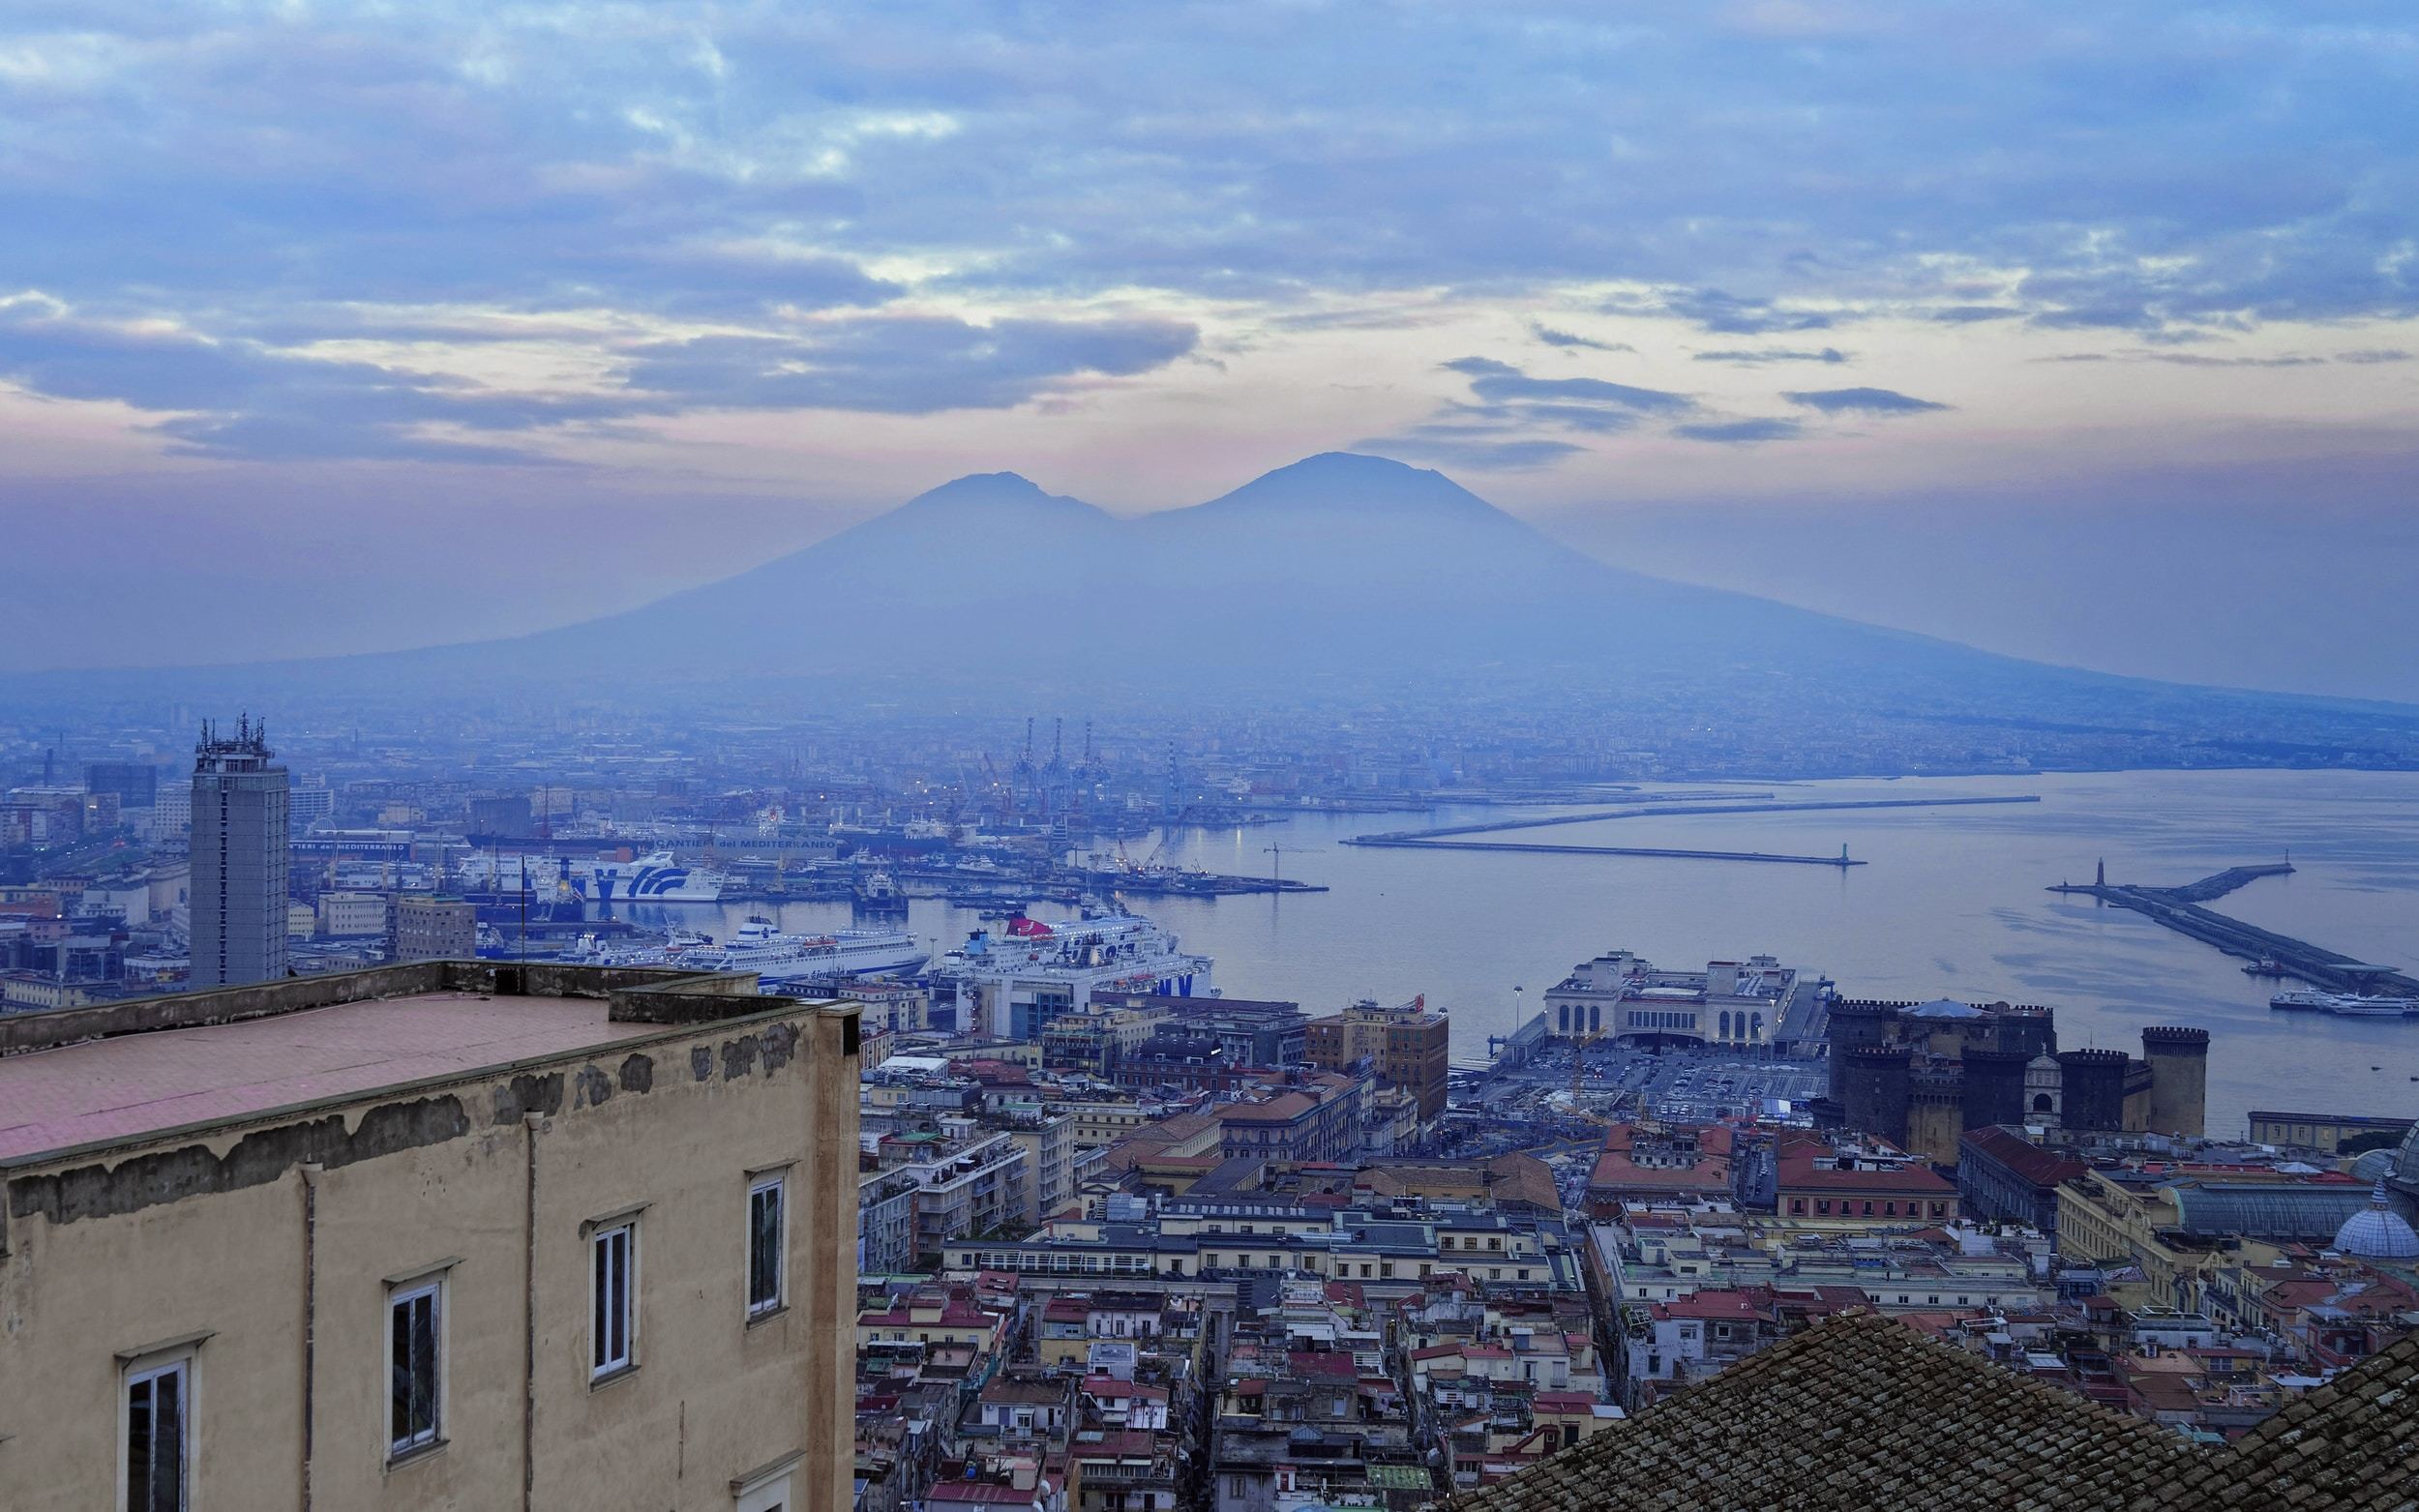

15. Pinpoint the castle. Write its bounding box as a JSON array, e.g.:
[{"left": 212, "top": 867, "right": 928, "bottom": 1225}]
[{"left": 1813, "top": 997, "right": 2208, "bottom": 1164}]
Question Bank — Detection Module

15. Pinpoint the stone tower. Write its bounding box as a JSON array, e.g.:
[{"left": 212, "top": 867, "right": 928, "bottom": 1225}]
[{"left": 2140, "top": 1026, "right": 2210, "bottom": 1138}]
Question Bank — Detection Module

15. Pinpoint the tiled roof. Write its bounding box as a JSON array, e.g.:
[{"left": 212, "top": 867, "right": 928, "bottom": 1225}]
[
  {"left": 1439, "top": 1314, "right": 2419, "bottom": 1512},
  {"left": 1961, "top": 1125, "right": 2090, "bottom": 1188},
  {"left": 1775, "top": 1154, "right": 1956, "bottom": 1194},
  {"left": 2201, "top": 1328, "right": 2418, "bottom": 1508}
]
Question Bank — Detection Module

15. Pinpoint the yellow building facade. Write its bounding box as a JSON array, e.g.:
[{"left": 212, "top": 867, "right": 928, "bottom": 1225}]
[{"left": 0, "top": 962, "right": 860, "bottom": 1512}]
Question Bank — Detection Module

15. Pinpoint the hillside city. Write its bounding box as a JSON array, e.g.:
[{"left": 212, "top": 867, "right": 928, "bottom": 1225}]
[{"left": 2, "top": 710, "right": 2412, "bottom": 1510}]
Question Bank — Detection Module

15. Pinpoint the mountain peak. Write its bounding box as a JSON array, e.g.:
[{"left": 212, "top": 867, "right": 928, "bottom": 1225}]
[
  {"left": 890, "top": 470, "right": 1109, "bottom": 523},
  {"left": 1187, "top": 450, "right": 1512, "bottom": 521}
]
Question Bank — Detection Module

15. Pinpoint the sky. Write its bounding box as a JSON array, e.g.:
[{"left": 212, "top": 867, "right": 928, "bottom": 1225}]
[{"left": 2, "top": 1, "right": 2416, "bottom": 697}]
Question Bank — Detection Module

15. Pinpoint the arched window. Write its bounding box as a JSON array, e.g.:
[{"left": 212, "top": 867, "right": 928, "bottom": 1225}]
[
  {"left": 2032, "top": 1092, "right": 2053, "bottom": 1113},
  {"left": 1718, "top": 1011, "right": 1732, "bottom": 1038},
  {"left": 1752, "top": 1012, "right": 1764, "bottom": 1039}
]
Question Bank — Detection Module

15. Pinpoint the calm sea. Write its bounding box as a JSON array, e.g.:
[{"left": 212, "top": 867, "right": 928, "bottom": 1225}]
[{"left": 655, "top": 769, "right": 2419, "bottom": 1138}]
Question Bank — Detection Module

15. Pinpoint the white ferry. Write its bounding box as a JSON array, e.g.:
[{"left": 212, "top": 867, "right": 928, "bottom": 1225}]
[
  {"left": 684, "top": 917, "right": 929, "bottom": 980},
  {"left": 932, "top": 912, "right": 1212, "bottom": 1040},
  {"left": 2270, "top": 990, "right": 2419, "bottom": 1018}
]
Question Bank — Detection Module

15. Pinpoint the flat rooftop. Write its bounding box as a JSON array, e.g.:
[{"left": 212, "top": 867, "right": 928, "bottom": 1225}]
[{"left": 0, "top": 991, "right": 663, "bottom": 1163}]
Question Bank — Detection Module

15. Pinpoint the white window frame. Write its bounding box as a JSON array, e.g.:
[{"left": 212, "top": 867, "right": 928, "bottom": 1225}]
[
  {"left": 386, "top": 1276, "right": 446, "bottom": 1461},
  {"left": 747, "top": 1173, "right": 789, "bottom": 1319},
  {"left": 592, "top": 1220, "right": 639, "bottom": 1379},
  {"left": 120, "top": 1350, "right": 194, "bottom": 1512}
]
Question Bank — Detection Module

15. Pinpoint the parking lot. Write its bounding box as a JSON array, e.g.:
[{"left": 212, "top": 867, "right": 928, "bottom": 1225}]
[{"left": 1470, "top": 1039, "right": 1829, "bottom": 1124}]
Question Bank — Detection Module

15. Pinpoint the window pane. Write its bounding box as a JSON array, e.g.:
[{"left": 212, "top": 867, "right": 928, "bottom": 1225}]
[
  {"left": 391, "top": 1298, "right": 412, "bottom": 1444},
  {"left": 594, "top": 1226, "right": 632, "bottom": 1372},
  {"left": 127, "top": 1378, "right": 154, "bottom": 1507},
  {"left": 612, "top": 1233, "right": 628, "bottom": 1362},
  {"left": 410, "top": 1293, "right": 439, "bottom": 1442},
  {"left": 154, "top": 1369, "right": 186, "bottom": 1511},
  {"left": 750, "top": 1184, "right": 783, "bottom": 1310},
  {"left": 593, "top": 1232, "right": 611, "bottom": 1369}
]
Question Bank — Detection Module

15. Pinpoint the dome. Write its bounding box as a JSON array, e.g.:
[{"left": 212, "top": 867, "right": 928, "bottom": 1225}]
[
  {"left": 2331, "top": 1182, "right": 2419, "bottom": 1260},
  {"left": 2394, "top": 1122, "right": 2419, "bottom": 1187},
  {"left": 1907, "top": 998, "right": 1987, "bottom": 1020},
  {"left": 2349, "top": 1148, "right": 2395, "bottom": 1183}
]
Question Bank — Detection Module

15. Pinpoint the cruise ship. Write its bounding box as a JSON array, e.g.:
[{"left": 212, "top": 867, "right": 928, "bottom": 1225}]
[
  {"left": 932, "top": 911, "right": 1212, "bottom": 1041},
  {"left": 684, "top": 917, "right": 929, "bottom": 981},
  {"left": 2270, "top": 990, "right": 2419, "bottom": 1018},
  {"left": 584, "top": 851, "right": 732, "bottom": 903}
]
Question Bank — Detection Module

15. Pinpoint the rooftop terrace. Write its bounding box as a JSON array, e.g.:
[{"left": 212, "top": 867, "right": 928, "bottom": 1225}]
[{"left": 0, "top": 960, "right": 844, "bottom": 1165}]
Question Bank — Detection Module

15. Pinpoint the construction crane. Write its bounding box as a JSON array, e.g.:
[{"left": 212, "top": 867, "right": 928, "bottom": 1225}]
[{"left": 1567, "top": 989, "right": 1612, "bottom": 1127}]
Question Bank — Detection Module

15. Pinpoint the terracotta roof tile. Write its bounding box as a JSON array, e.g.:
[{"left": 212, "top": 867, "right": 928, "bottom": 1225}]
[{"left": 1437, "top": 1313, "right": 2419, "bottom": 1512}]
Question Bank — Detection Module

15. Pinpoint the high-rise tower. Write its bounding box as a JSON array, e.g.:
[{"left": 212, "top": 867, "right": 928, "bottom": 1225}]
[{"left": 190, "top": 716, "right": 289, "bottom": 988}]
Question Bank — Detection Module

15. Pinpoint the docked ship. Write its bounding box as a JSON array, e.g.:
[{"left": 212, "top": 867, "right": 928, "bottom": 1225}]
[
  {"left": 2270, "top": 990, "right": 2419, "bottom": 1018},
  {"left": 851, "top": 868, "right": 910, "bottom": 916},
  {"left": 931, "top": 911, "right": 1212, "bottom": 1040},
  {"left": 684, "top": 917, "right": 928, "bottom": 981},
  {"left": 584, "top": 851, "right": 732, "bottom": 904}
]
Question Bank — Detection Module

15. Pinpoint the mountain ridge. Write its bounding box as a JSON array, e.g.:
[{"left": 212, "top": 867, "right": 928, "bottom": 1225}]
[{"left": 7, "top": 456, "right": 2418, "bottom": 773}]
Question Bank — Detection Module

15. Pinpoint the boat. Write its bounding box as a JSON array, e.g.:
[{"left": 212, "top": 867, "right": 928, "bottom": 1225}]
[
  {"left": 585, "top": 851, "right": 732, "bottom": 904},
  {"left": 2269, "top": 990, "right": 2419, "bottom": 1018},
  {"left": 684, "top": 916, "right": 929, "bottom": 980},
  {"left": 555, "top": 929, "right": 712, "bottom": 968},
  {"left": 930, "top": 910, "right": 1213, "bottom": 1039},
  {"left": 852, "top": 868, "right": 910, "bottom": 915}
]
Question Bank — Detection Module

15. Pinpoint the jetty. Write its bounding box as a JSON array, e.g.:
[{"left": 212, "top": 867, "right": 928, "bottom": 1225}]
[
  {"left": 2049, "top": 862, "right": 2419, "bottom": 997},
  {"left": 1344, "top": 793, "right": 2040, "bottom": 846},
  {"left": 1348, "top": 838, "right": 1864, "bottom": 868}
]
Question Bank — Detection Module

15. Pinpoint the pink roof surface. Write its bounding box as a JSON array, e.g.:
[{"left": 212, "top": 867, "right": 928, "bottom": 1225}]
[{"left": 0, "top": 992, "right": 661, "bottom": 1162}]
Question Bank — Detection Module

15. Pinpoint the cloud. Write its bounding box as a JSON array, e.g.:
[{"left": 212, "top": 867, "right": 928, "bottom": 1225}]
[
  {"left": 0, "top": 296, "right": 660, "bottom": 461},
  {"left": 622, "top": 315, "right": 1200, "bottom": 415},
  {"left": 1348, "top": 430, "right": 1586, "bottom": 470},
  {"left": 1693, "top": 346, "right": 1847, "bottom": 366},
  {"left": 1783, "top": 386, "right": 1952, "bottom": 415},
  {"left": 2044, "top": 347, "right": 2369, "bottom": 369},
  {"left": 1673, "top": 418, "right": 1803, "bottom": 443},
  {"left": 2145, "top": 352, "right": 2324, "bottom": 369},
  {"left": 1442, "top": 357, "right": 1694, "bottom": 414},
  {"left": 2, "top": 2, "right": 2416, "bottom": 471},
  {"left": 1615, "top": 289, "right": 1839, "bottom": 335},
  {"left": 0, "top": 296, "right": 1198, "bottom": 459},
  {"left": 1532, "top": 324, "right": 1632, "bottom": 352}
]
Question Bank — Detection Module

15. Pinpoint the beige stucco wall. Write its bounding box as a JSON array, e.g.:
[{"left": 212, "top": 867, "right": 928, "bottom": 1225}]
[{"left": 0, "top": 999, "right": 859, "bottom": 1512}]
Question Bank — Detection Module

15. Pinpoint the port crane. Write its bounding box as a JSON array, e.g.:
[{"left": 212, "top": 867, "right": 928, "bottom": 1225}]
[{"left": 1564, "top": 988, "right": 1614, "bottom": 1128}]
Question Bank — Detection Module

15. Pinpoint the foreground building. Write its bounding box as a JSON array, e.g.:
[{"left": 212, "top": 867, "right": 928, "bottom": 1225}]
[
  {"left": 0, "top": 961, "right": 862, "bottom": 1511},
  {"left": 1443, "top": 1311, "right": 2417, "bottom": 1511}
]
